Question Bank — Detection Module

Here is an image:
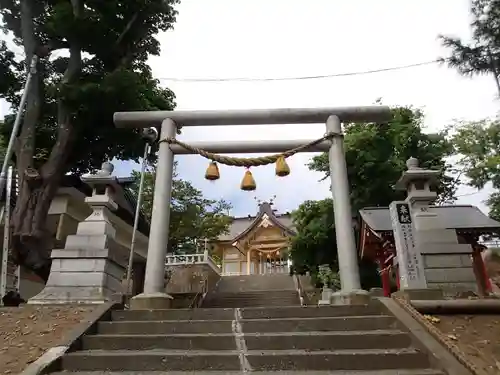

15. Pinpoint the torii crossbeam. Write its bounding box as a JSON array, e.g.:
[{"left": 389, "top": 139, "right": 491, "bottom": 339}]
[{"left": 114, "top": 106, "right": 392, "bottom": 309}]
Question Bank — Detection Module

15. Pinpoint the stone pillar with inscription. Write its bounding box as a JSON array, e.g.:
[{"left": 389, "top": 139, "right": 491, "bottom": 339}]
[
  {"left": 29, "top": 162, "right": 128, "bottom": 304},
  {"left": 389, "top": 201, "right": 427, "bottom": 290},
  {"left": 393, "top": 157, "right": 477, "bottom": 297}
]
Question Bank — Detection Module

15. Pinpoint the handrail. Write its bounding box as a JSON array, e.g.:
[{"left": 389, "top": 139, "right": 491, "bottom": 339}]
[
  {"left": 293, "top": 274, "right": 309, "bottom": 306},
  {"left": 189, "top": 277, "right": 208, "bottom": 309}
]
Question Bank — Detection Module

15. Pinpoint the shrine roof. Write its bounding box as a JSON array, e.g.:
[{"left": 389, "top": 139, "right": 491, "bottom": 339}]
[
  {"left": 216, "top": 202, "right": 295, "bottom": 242},
  {"left": 359, "top": 205, "right": 500, "bottom": 233}
]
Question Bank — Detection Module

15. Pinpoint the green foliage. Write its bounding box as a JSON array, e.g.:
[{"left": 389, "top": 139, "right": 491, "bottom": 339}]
[
  {"left": 451, "top": 118, "right": 500, "bottom": 221},
  {"left": 290, "top": 106, "right": 455, "bottom": 288},
  {"left": 317, "top": 264, "right": 341, "bottom": 290},
  {"left": 0, "top": 0, "right": 181, "bottom": 279},
  {"left": 289, "top": 198, "right": 337, "bottom": 276},
  {"left": 440, "top": 0, "right": 500, "bottom": 78},
  {"left": 0, "top": 0, "right": 179, "bottom": 173},
  {"left": 308, "top": 106, "right": 456, "bottom": 211},
  {"left": 130, "top": 162, "right": 233, "bottom": 254}
]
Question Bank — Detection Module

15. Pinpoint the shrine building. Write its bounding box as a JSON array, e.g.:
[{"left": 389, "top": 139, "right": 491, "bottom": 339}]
[
  {"left": 210, "top": 202, "right": 295, "bottom": 276},
  {"left": 359, "top": 205, "right": 500, "bottom": 297}
]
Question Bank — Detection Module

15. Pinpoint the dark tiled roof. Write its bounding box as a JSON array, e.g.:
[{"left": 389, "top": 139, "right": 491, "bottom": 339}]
[{"left": 360, "top": 205, "right": 500, "bottom": 233}]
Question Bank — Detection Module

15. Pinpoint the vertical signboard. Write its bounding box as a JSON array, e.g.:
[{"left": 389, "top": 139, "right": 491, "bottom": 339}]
[{"left": 389, "top": 201, "right": 427, "bottom": 289}]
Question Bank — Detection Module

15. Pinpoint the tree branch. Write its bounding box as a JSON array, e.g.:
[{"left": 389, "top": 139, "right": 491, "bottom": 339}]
[
  {"left": 115, "top": 13, "right": 139, "bottom": 48},
  {"left": 16, "top": 0, "right": 42, "bottom": 186},
  {"left": 41, "top": 0, "right": 82, "bottom": 178}
]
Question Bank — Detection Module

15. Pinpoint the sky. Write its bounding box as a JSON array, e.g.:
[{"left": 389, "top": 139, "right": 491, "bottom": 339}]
[{"left": 1, "top": 0, "right": 500, "bottom": 217}]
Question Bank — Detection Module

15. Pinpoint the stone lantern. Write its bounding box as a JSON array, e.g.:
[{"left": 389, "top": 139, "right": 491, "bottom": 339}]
[
  {"left": 395, "top": 157, "right": 440, "bottom": 209},
  {"left": 29, "top": 162, "right": 127, "bottom": 304}
]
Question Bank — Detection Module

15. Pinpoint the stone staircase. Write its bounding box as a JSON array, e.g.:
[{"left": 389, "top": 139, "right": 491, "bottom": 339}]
[
  {"left": 202, "top": 290, "right": 300, "bottom": 308},
  {"left": 215, "top": 274, "right": 297, "bottom": 293},
  {"left": 202, "top": 273, "right": 300, "bottom": 308},
  {"left": 49, "top": 301, "right": 447, "bottom": 374}
]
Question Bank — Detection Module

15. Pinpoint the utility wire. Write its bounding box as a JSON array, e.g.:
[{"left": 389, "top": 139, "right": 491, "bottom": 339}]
[{"left": 157, "top": 59, "right": 442, "bottom": 83}]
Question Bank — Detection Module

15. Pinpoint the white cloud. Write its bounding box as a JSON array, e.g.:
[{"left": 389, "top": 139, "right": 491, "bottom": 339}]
[{"left": 1, "top": 0, "right": 498, "bottom": 215}]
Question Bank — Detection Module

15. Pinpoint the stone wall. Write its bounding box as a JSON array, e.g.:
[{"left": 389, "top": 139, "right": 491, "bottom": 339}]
[
  {"left": 165, "top": 263, "right": 220, "bottom": 295},
  {"left": 423, "top": 253, "right": 477, "bottom": 294}
]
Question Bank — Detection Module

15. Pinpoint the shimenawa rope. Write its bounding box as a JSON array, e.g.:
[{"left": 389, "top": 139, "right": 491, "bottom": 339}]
[{"left": 159, "top": 132, "right": 339, "bottom": 168}]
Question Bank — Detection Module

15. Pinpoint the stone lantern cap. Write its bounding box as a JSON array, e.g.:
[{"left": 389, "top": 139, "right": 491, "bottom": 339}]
[
  {"left": 81, "top": 161, "right": 120, "bottom": 191},
  {"left": 395, "top": 157, "right": 441, "bottom": 191}
]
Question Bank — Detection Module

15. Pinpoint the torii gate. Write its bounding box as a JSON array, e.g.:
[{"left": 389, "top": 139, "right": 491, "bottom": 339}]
[{"left": 114, "top": 106, "right": 392, "bottom": 309}]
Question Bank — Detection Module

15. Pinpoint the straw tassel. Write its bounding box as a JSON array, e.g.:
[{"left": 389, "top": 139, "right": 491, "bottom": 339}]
[
  {"left": 205, "top": 161, "right": 220, "bottom": 181},
  {"left": 275, "top": 155, "right": 290, "bottom": 177},
  {"left": 240, "top": 169, "right": 256, "bottom": 191}
]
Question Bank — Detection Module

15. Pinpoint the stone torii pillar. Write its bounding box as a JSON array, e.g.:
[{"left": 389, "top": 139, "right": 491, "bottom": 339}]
[{"left": 113, "top": 106, "right": 392, "bottom": 309}]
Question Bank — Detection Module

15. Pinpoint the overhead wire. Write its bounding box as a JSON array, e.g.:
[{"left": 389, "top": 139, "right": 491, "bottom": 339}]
[
  {"left": 156, "top": 59, "right": 443, "bottom": 83},
  {"left": 149, "top": 57, "right": 490, "bottom": 203}
]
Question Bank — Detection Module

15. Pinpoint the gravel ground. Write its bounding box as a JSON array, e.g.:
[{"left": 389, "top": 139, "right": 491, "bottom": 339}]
[
  {"left": 432, "top": 314, "right": 500, "bottom": 375},
  {"left": 0, "top": 305, "right": 95, "bottom": 374}
]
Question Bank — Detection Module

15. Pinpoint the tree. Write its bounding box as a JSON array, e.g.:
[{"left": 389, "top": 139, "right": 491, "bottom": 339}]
[
  {"left": 0, "top": 0, "right": 179, "bottom": 281},
  {"left": 289, "top": 199, "right": 337, "bottom": 279},
  {"left": 450, "top": 118, "right": 500, "bottom": 221},
  {"left": 309, "top": 106, "right": 456, "bottom": 211},
  {"left": 440, "top": 0, "right": 500, "bottom": 88},
  {"left": 290, "top": 106, "right": 455, "bottom": 287},
  {"left": 130, "top": 163, "right": 233, "bottom": 254}
]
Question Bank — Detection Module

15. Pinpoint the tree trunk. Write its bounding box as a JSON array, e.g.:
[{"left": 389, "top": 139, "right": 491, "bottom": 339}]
[
  {"left": 11, "top": 175, "right": 61, "bottom": 282},
  {"left": 10, "top": 0, "right": 82, "bottom": 283},
  {"left": 11, "top": 100, "right": 78, "bottom": 283}
]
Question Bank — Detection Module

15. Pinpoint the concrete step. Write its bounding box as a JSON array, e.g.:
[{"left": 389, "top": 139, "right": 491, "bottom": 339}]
[
  {"left": 112, "top": 308, "right": 235, "bottom": 322},
  {"left": 215, "top": 274, "right": 296, "bottom": 293},
  {"left": 202, "top": 301, "right": 299, "bottom": 308},
  {"left": 61, "top": 348, "right": 430, "bottom": 372},
  {"left": 244, "top": 330, "right": 412, "bottom": 351},
  {"left": 246, "top": 348, "right": 431, "bottom": 371},
  {"left": 111, "top": 304, "right": 385, "bottom": 322},
  {"left": 83, "top": 333, "right": 237, "bottom": 351},
  {"left": 50, "top": 369, "right": 446, "bottom": 375},
  {"left": 97, "top": 315, "right": 398, "bottom": 335},
  {"left": 241, "top": 315, "right": 399, "bottom": 333},
  {"left": 61, "top": 350, "right": 241, "bottom": 371},
  {"left": 97, "top": 319, "right": 234, "bottom": 334},
  {"left": 83, "top": 330, "right": 411, "bottom": 351},
  {"left": 202, "top": 297, "right": 300, "bottom": 308},
  {"left": 202, "top": 290, "right": 300, "bottom": 305},
  {"left": 239, "top": 304, "right": 385, "bottom": 319}
]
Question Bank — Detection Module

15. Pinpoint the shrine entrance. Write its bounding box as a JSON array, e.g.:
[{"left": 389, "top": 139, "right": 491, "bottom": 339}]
[{"left": 113, "top": 106, "right": 391, "bottom": 309}]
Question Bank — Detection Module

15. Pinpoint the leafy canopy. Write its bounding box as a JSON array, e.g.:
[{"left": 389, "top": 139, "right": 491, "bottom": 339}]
[
  {"left": 0, "top": 0, "right": 179, "bottom": 174},
  {"left": 440, "top": 0, "right": 500, "bottom": 79},
  {"left": 308, "top": 106, "right": 456, "bottom": 211},
  {"left": 289, "top": 198, "right": 337, "bottom": 276},
  {"left": 0, "top": 0, "right": 180, "bottom": 280},
  {"left": 451, "top": 118, "right": 500, "bottom": 221},
  {"left": 130, "top": 162, "right": 233, "bottom": 254},
  {"left": 290, "top": 106, "right": 455, "bottom": 287}
]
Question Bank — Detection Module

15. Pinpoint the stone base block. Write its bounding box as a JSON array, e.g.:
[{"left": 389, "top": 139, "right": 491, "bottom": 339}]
[
  {"left": 369, "top": 287, "right": 385, "bottom": 297},
  {"left": 28, "top": 286, "right": 121, "bottom": 304},
  {"left": 331, "top": 289, "right": 371, "bottom": 305},
  {"left": 393, "top": 288, "right": 444, "bottom": 301},
  {"left": 129, "top": 292, "right": 174, "bottom": 310},
  {"left": 28, "top": 247, "right": 126, "bottom": 305}
]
